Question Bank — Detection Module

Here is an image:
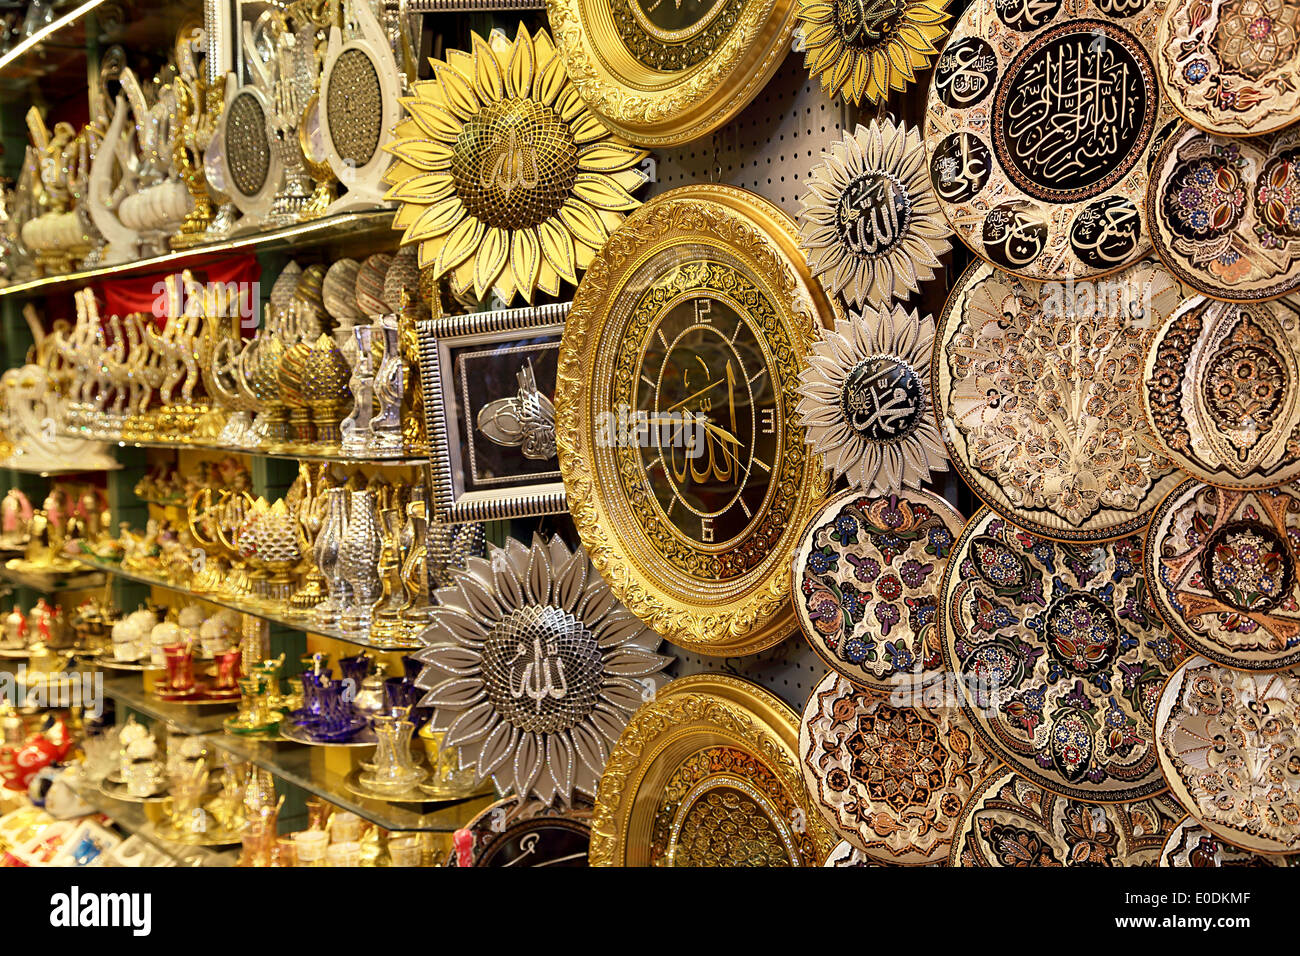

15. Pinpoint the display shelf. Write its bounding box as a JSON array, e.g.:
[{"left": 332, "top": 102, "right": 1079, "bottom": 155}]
[
  {"left": 0, "top": 457, "right": 122, "bottom": 476},
  {"left": 212, "top": 734, "right": 497, "bottom": 834},
  {"left": 76, "top": 556, "right": 426, "bottom": 654},
  {"left": 94, "top": 435, "right": 428, "bottom": 469},
  {"left": 0, "top": 562, "right": 105, "bottom": 591},
  {"left": 0, "top": 210, "right": 397, "bottom": 301},
  {"left": 99, "top": 674, "right": 232, "bottom": 736}
]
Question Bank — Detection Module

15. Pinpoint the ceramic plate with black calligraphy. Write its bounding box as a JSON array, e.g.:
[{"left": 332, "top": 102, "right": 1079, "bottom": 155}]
[{"left": 924, "top": 0, "right": 1171, "bottom": 280}]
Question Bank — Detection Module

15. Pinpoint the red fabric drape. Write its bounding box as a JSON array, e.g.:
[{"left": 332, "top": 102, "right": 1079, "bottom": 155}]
[{"left": 93, "top": 254, "right": 260, "bottom": 319}]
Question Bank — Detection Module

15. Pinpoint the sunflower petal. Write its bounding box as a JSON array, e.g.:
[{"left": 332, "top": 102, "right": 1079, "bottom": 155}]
[
  {"left": 384, "top": 137, "right": 453, "bottom": 172},
  {"left": 510, "top": 227, "right": 541, "bottom": 300},
  {"left": 400, "top": 99, "right": 462, "bottom": 142},
  {"left": 508, "top": 24, "right": 535, "bottom": 99},
  {"left": 538, "top": 219, "right": 578, "bottom": 285},
  {"left": 432, "top": 215, "right": 484, "bottom": 277},
  {"left": 435, "top": 64, "right": 479, "bottom": 120},
  {"left": 577, "top": 142, "right": 648, "bottom": 173},
  {"left": 470, "top": 32, "right": 504, "bottom": 103},
  {"left": 474, "top": 226, "right": 510, "bottom": 301}
]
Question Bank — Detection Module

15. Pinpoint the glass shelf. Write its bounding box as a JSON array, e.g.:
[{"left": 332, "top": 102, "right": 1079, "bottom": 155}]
[
  {"left": 76, "top": 556, "right": 427, "bottom": 654},
  {"left": 0, "top": 209, "right": 397, "bottom": 301},
  {"left": 98, "top": 436, "right": 428, "bottom": 469},
  {"left": 0, "top": 562, "right": 105, "bottom": 591},
  {"left": 97, "top": 675, "right": 493, "bottom": 833},
  {"left": 0, "top": 457, "right": 122, "bottom": 476}
]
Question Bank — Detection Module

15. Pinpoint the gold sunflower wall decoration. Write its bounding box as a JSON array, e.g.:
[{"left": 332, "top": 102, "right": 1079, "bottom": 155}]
[
  {"left": 798, "top": 120, "right": 953, "bottom": 310},
  {"left": 797, "top": 0, "right": 951, "bottom": 105},
  {"left": 382, "top": 26, "right": 650, "bottom": 305}
]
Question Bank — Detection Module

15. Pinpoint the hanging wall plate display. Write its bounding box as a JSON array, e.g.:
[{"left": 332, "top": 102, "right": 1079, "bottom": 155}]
[
  {"left": 924, "top": 0, "right": 1170, "bottom": 280},
  {"left": 555, "top": 184, "right": 835, "bottom": 656},
  {"left": 797, "top": 121, "right": 954, "bottom": 311},
  {"left": 412, "top": 534, "right": 673, "bottom": 806},
  {"left": 935, "top": 260, "right": 1187, "bottom": 542},
  {"left": 545, "top": 0, "right": 797, "bottom": 145},
  {"left": 218, "top": 76, "right": 283, "bottom": 227},
  {"left": 589, "top": 674, "right": 835, "bottom": 866},
  {"left": 794, "top": 0, "right": 951, "bottom": 106},
  {"left": 950, "top": 768, "right": 1185, "bottom": 866},
  {"left": 383, "top": 26, "right": 649, "bottom": 304},
  {"left": 1147, "top": 125, "right": 1300, "bottom": 301},
  {"left": 939, "top": 509, "right": 1189, "bottom": 802},
  {"left": 797, "top": 306, "right": 949, "bottom": 495},
  {"left": 446, "top": 795, "right": 593, "bottom": 866},
  {"left": 1145, "top": 478, "right": 1300, "bottom": 672},
  {"left": 792, "top": 487, "right": 965, "bottom": 691},
  {"left": 1156, "top": 0, "right": 1300, "bottom": 138},
  {"left": 1155, "top": 656, "right": 1300, "bottom": 855},
  {"left": 798, "top": 672, "right": 999, "bottom": 864},
  {"left": 319, "top": 0, "right": 402, "bottom": 213},
  {"left": 1160, "top": 815, "right": 1296, "bottom": 866},
  {"left": 1141, "top": 296, "right": 1300, "bottom": 488}
]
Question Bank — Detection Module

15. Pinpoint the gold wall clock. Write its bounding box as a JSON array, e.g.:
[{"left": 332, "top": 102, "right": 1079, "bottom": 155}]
[
  {"left": 939, "top": 508, "right": 1189, "bottom": 803},
  {"left": 935, "top": 260, "right": 1187, "bottom": 542},
  {"left": 545, "top": 0, "right": 798, "bottom": 145},
  {"left": 555, "top": 184, "right": 835, "bottom": 656},
  {"left": 1145, "top": 478, "right": 1300, "bottom": 672},
  {"left": 1141, "top": 295, "right": 1300, "bottom": 488},
  {"left": 924, "top": 0, "right": 1171, "bottom": 280},
  {"left": 589, "top": 674, "right": 835, "bottom": 866},
  {"left": 1155, "top": 656, "right": 1300, "bottom": 855},
  {"left": 799, "top": 671, "right": 999, "bottom": 864},
  {"left": 950, "top": 769, "right": 1185, "bottom": 866},
  {"left": 1157, "top": 0, "right": 1300, "bottom": 138},
  {"left": 1147, "top": 123, "right": 1300, "bottom": 301}
]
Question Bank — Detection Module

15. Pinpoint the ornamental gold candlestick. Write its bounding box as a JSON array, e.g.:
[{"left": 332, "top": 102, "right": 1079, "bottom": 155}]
[
  {"left": 171, "top": 21, "right": 216, "bottom": 248},
  {"left": 302, "top": 334, "right": 352, "bottom": 449},
  {"left": 370, "top": 508, "right": 407, "bottom": 643},
  {"left": 288, "top": 463, "right": 330, "bottom": 611}
]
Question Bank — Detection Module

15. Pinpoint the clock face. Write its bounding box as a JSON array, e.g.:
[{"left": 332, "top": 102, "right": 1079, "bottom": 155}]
[
  {"left": 614, "top": 0, "right": 738, "bottom": 72},
  {"left": 631, "top": 277, "right": 779, "bottom": 559},
  {"left": 634, "top": 0, "right": 724, "bottom": 36},
  {"left": 556, "top": 186, "right": 833, "bottom": 654}
]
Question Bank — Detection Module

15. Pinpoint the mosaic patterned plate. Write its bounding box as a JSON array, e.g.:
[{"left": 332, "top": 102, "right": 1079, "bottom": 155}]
[
  {"left": 1160, "top": 814, "right": 1297, "bottom": 866},
  {"left": 950, "top": 768, "right": 1185, "bottom": 866},
  {"left": 799, "top": 671, "right": 1000, "bottom": 864},
  {"left": 1142, "top": 296, "right": 1300, "bottom": 488},
  {"left": 1155, "top": 655, "right": 1300, "bottom": 855},
  {"left": 1148, "top": 124, "right": 1300, "bottom": 300},
  {"left": 935, "top": 260, "right": 1187, "bottom": 542},
  {"left": 792, "top": 488, "right": 966, "bottom": 691},
  {"left": 1145, "top": 479, "right": 1300, "bottom": 670},
  {"left": 1157, "top": 0, "right": 1300, "bottom": 137},
  {"left": 589, "top": 674, "right": 835, "bottom": 867},
  {"left": 924, "top": 0, "right": 1170, "bottom": 279},
  {"left": 939, "top": 508, "right": 1189, "bottom": 802}
]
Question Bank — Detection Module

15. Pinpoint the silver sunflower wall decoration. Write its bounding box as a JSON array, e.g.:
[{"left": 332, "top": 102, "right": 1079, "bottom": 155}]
[
  {"left": 797, "top": 120, "right": 952, "bottom": 310},
  {"left": 413, "top": 533, "right": 672, "bottom": 805},
  {"left": 796, "top": 305, "right": 948, "bottom": 494}
]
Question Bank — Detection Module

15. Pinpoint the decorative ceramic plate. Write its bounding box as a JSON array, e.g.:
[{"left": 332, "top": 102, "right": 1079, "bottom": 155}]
[
  {"left": 555, "top": 185, "right": 835, "bottom": 656},
  {"left": 1155, "top": 655, "right": 1300, "bottom": 855},
  {"left": 823, "top": 839, "right": 872, "bottom": 866},
  {"left": 1142, "top": 296, "right": 1300, "bottom": 488},
  {"left": 799, "top": 671, "right": 1000, "bottom": 863},
  {"left": 924, "top": 0, "right": 1170, "bottom": 279},
  {"left": 589, "top": 674, "right": 835, "bottom": 866},
  {"left": 1160, "top": 814, "right": 1297, "bottom": 866},
  {"left": 1156, "top": 0, "right": 1300, "bottom": 137},
  {"left": 546, "top": 0, "right": 798, "bottom": 146},
  {"left": 1145, "top": 479, "right": 1300, "bottom": 671},
  {"left": 950, "top": 768, "right": 1185, "bottom": 866},
  {"left": 445, "top": 796, "right": 593, "bottom": 867},
  {"left": 792, "top": 488, "right": 965, "bottom": 691},
  {"left": 1147, "top": 124, "right": 1300, "bottom": 300},
  {"left": 935, "top": 260, "right": 1187, "bottom": 541},
  {"left": 940, "top": 508, "right": 1189, "bottom": 802}
]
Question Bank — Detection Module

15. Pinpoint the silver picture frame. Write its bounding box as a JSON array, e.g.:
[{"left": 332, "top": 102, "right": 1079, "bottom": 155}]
[{"left": 417, "top": 302, "right": 570, "bottom": 523}]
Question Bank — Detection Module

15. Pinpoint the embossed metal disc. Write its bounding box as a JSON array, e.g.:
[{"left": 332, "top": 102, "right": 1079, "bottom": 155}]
[
  {"left": 1157, "top": 0, "right": 1300, "bottom": 137},
  {"left": 799, "top": 671, "right": 1000, "bottom": 864},
  {"left": 1146, "top": 478, "right": 1300, "bottom": 671},
  {"left": 1160, "top": 814, "right": 1298, "bottom": 866},
  {"left": 792, "top": 487, "right": 965, "bottom": 691},
  {"left": 589, "top": 674, "right": 836, "bottom": 866},
  {"left": 1147, "top": 124, "right": 1300, "bottom": 300},
  {"left": 226, "top": 90, "right": 271, "bottom": 199},
  {"left": 935, "top": 260, "right": 1188, "bottom": 542},
  {"left": 545, "top": 0, "right": 798, "bottom": 145},
  {"left": 950, "top": 768, "right": 1185, "bottom": 866},
  {"left": 555, "top": 185, "right": 836, "bottom": 655},
  {"left": 1156, "top": 655, "right": 1300, "bottom": 854},
  {"left": 1141, "top": 295, "right": 1300, "bottom": 488},
  {"left": 326, "top": 47, "right": 384, "bottom": 166},
  {"left": 939, "top": 508, "right": 1189, "bottom": 802},
  {"left": 924, "top": 0, "right": 1171, "bottom": 280}
]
